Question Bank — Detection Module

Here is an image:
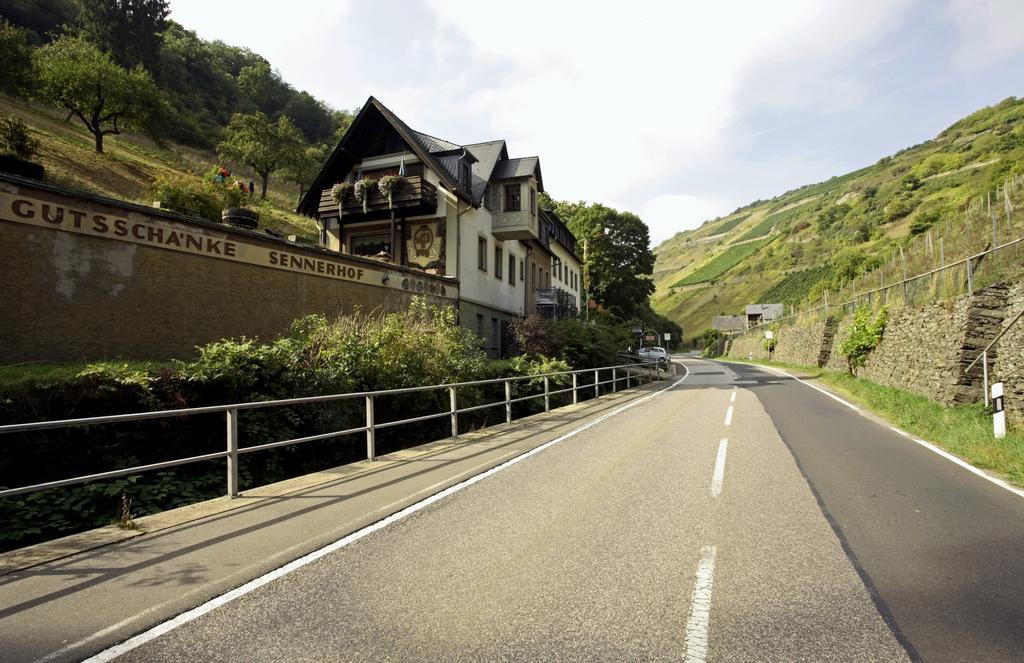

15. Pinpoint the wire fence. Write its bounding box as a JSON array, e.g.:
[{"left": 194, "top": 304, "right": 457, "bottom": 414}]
[{"left": 749, "top": 173, "right": 1024, "bottom": 331}]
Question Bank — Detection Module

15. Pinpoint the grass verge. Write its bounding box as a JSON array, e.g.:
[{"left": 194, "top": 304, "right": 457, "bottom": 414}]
[{"left": 725, "top": 358, "right": 1024, "bottom": 487}]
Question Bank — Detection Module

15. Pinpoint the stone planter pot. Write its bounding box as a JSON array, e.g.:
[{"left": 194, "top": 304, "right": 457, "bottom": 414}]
[
  {"left": 221, "top": 208, "right": 259, "bottom": 230},
  {"left": 0, "top": 154, "right": 45, "bottom": 180}
]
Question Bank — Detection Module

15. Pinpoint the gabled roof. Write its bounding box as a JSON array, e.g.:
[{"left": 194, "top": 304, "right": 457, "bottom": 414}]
[
  {"left": 297, "top": 96, "right": 473, "bottom": 216},
  {"left": 491, "top": 156, "right": 544, "bottom": 192},
  {"left": 465, "top": 140, "right": 508, "bottom": 203}
]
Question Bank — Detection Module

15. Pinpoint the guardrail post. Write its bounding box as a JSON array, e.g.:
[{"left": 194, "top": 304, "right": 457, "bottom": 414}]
[
  {"left": 982, "top": 349, "right": 989, "bottom": 408},
  {"left": 544, "top": 376, "right": 551, "bottom": 413},
  {"left": 449, "top": 386, "right": 458, "bottom": 438},
  {"left": 572, "top": 372, "right": 578, "bottom": 404},
  {"left": 226, "top": 408, "right": 239, "bottom": 498},
  {"left": 505, "top": 380, "right": 512, "bottom": 423},
  {"left": 967, "top": 257, "right": 974, "bottom": 295},
  {"left": 365, "top": 395, "right": 376, "bottom": 461},
  {"left": 594, "top": 369, "right": 599, "bottom": 398},
  {"left": 626, "top": 367, "right": 631, "bottom": 389},
  {"left": 612, "top": 368, "right": 617, "bottom": 393}
]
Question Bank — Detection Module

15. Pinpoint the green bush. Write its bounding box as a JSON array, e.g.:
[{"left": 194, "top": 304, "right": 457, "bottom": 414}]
[
  {"left": 0, "top": 114, "right": 39, "bottom": 160},
  {"left": 149, "top": 174, "right": 222, "bottom": 221},
  {"left": 839, "top": 306, "right": 888, "bottom": 375}
]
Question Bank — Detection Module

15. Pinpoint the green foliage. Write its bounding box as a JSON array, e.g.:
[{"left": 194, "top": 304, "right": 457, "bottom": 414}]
[
  {"left": 709, "top": 214, "right": 749, "bottom": 234},
  {"left": 77, "top": 0, "right": 170, "bottom": 72},
  {"left": 548, "top": 316, "right": 632, "bottom": 369},
  {"left": 759, "top": 266, "right": 829, "bottom": 305},
  {"left": 33, "top": 35, "right": 165, "bottom": 153},
  {"left": 554, "top": 200, "right": 655, "bottom": 319},
  {"left": 0, "top": 18, "right": 35, "bottom": 97},
  {"left": 0, "top": 114, "right": 39, "bottom": 160},
  {"left": 909, "top": 209, "right": 941, "bottom": 235},
  {"left": 671, "top": 238, "right": 773, "bottom": 287},
  {"left": 838, "top": 306, "right": 888, "bottom": 375},
  {"left": 149, "top": 174, "right": 224, "bottom": 221},
  {"left": 218, "top": 111, "right": 305, "bottom": 199}
]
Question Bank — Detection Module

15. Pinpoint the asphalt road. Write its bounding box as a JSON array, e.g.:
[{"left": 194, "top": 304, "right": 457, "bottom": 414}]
[{"left": 8, "top": 357, "right": 1024, "bottom": 661}]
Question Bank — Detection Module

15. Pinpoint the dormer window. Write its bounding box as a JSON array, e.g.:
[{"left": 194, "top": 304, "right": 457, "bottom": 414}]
[
  {"left": 504, "top": 183, "right": 521, "bottom": 211},
  {"left": 461, "top": 161, "right": 472, "bottom": 192}
]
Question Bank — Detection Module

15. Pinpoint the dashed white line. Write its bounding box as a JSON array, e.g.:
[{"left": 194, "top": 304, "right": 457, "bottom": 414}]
[
  {"left": 730, "top": 390, "right": 736, "bottom": 403},
  {"left": 684, "top": 545, "right": 718, "bottom": 662},
  {"left": 80, "top": 373, "right": 692, "bottom": 663},
  {"left": 724, "top": 405, "right": 733, "bottom": 426},
  {"left": 710, "top": 438, "right": 728, "bottom": 497}
]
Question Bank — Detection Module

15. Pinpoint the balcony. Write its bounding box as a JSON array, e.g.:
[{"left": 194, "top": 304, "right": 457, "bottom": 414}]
[
  {"left": 535, "top": 287, "right": 578, "bottom": 320},
  {"left": 492, "top": 209, "right": 538, "bottom": 240},
  {"left": 317, "top": 175, "right": 438, "bottom": 223}
]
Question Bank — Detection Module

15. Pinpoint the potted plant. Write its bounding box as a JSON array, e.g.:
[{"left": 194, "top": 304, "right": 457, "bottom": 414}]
[
  {"left": 378, "top": 174, "right": 401, "bottom": 208},
  {"left": 0, "top": 115, "right": 44, "bottom": 180},
  {"left": 210, "top": 166, "right": 260, "bottom": 229},
  {"left": 353, "top": 176, "right": 377, "bottom": 213},
  {"left": 331, "top": 181, "right": 353, "bottom": 216}
]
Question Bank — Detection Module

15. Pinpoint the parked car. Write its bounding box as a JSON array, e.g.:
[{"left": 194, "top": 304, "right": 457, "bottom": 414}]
[{"left": 637, "top": 346, "right": 670, "bottom": 368}]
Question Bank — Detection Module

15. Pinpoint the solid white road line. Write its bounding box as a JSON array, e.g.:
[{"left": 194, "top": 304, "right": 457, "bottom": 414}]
[
  {"left": 684, "top": 545, "right": 718, "bottom": 663},
  {"left": 724, "top": 405, "right": 733, "bottom": 426},
  {"left": 80, "top": 372, "right": 692, "bottom": 663},
  {"left": 710, "top": 438, "right": 728, "bottom": 497},
  {"left": 730, "top": 391, "right": 736, "bottom": 403},
  {"left": 911, "top": 437, "right": 1024, "bottom": 499},
  {"left": 721, "top": 360, "right": 1024, "bottom": 502}
]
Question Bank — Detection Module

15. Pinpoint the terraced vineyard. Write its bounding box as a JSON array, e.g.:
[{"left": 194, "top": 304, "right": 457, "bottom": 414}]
[{"left": 671, "top": 238, "right": 774, "bottom": 286}]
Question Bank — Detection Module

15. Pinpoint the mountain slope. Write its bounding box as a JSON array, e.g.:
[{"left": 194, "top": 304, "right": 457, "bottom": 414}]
[{"left": 653, "top": 96, "right": 1024, "bottom": 336}]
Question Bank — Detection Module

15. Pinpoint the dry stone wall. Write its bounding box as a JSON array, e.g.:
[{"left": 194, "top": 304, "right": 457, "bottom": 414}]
[{"left": 725, "top": 283, "right": 1023, "bottom": 421}]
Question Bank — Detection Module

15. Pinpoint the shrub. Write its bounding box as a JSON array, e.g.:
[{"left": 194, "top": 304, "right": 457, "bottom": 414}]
[
  {"left": 0, "top": 114, "right": 39, "bottom": 160},
  {"left": 149, "top": 174, "right": 222, "bottom": 221},
  {"left": 839, "top": 306, "right": 888, "bottom": 375}
]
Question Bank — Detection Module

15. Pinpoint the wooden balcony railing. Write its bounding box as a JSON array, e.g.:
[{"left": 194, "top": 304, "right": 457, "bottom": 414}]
[{"left": 317, "top": 175, "right": 438, "bottom": 221}]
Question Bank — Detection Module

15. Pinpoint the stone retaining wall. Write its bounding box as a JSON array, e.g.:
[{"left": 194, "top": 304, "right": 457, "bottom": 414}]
[{"left": 725, "top": 283, "right": 1023, "bottom": 421}]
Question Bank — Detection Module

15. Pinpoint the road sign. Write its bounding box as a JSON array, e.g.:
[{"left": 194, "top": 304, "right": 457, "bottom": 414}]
[
  {"left": 765, "top": 330, "right": 774, "bottom": 340},
  {"left": 663, "top": 332, "right": 671, "bottom": 340}
]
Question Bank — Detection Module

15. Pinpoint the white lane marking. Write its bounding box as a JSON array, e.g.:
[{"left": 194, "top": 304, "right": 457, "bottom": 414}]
[
  {"left": 721, "top": 360, "right": 1024, "bottom": 501},
  {"left": 724, "top": 405, "right": 733, "bottom": 427},
  {"left": 730, "top": 391, "right": 736, "bottom": 403},
  {"left": 888, "top": 426, "right": 908, "bottom": 437},
  {"left": 710, "top": 439, "right": 728, "bottom": 497},
  {"left": 684, "top": 545, "right": 718, "bottom": 662},
  {"left": 911, "top": 438, "right": 1024, "bottom": 499},
  {"left": 756, "top": 364, "right": 859, "bottom": 411},
  {"left": 80, "top": 372, "right": 692, "bottom": 663}
]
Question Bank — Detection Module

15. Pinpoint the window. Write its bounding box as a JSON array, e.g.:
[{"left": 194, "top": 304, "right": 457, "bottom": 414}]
[
  {"left": 509, "top": 254, "right": 516, "bottom": 285},
  {"left": 495, "top": 245, "right": 503, "bottom": 279},
  {"left": 530, "top": 187, "right": 536, "bottom": 214},
  {"left": 476, "top": 314, "right": 484, "bottom": 338},
  {"left": 556, "top": 261, "right": 562, "bottom": 281},
  {"left": 461, "top": 161, "right": 472, "bottom": 192},
  {"left": 504, "top": 183, "right": 521, "bottom": 211},
  {"left": 520, "top": 260, "right": 525, "bottom": 282},
  {"left": 478, "top": 236, "right": 487, "bottom": 271},
  {"left": 350, "top": 232, "right": 391, "bottom": 258},
  {"left": 486, "top": 183, "right": 501, "bottom": 211},
  {"left": 491, "top": 317, "right": 499, "bottom": 352}
]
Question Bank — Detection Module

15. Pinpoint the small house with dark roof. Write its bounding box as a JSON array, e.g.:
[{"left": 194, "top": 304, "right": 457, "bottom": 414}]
[{"left": 298, "top": 96, "right": 581, "bottom": 357}]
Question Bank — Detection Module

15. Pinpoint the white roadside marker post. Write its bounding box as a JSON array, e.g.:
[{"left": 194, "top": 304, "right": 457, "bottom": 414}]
[{"left": 992, "top": 382, "right": 1006, "bottom": 439}]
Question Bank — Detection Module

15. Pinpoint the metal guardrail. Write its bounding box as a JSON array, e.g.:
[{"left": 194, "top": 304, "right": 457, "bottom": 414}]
[
  {"left": 0, "top": 360, "right": 663, "bottom": 499},
  {"left": 964, "top": 307, "right": 1024, "bottom": 407}
]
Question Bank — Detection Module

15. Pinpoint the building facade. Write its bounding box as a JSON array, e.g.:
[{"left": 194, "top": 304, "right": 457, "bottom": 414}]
[{"left": 298, "top": 97, "right": 582, "bottom": 357}]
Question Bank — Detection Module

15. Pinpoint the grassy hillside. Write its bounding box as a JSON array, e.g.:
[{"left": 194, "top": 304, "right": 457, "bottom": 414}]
[
  {"left": 654, "top": 96, "right": 1024, "bottom": 336},
  {"left": 0, "top": 96, "right": 319, "bottom": 239}
]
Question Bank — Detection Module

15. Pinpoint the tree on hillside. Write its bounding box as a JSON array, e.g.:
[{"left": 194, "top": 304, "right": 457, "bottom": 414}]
[
  {"left": 0, "top": 19, "right": 35, "bottom": 97},
  {"left": 218, "top": 112, "right": 306, "bottom": 200},
  {"left": 34, "top": 36, "right": 164, "bottom": 153},
  {"left": 236, "top": 61, "right": 289, "bottom": 116},
  {"left": 78, "top": 0, "right": 169, "bottom": 72},
  {"left": 282, "top": 143, "right": 330, "bottom": 206},
  {"left": 331, "top": 108, "right": 358, "bottom": 143},
  {"left": 555, "top": 201, "right": 656, "bottom": 319}
]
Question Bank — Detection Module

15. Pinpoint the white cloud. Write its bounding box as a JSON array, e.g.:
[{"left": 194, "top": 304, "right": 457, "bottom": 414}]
[
  {"left": 641, "top": 194, "right": 732, "bottom": 246},
  {"left": 944, "top": 0, "right": 1024, "bottom": 70}
]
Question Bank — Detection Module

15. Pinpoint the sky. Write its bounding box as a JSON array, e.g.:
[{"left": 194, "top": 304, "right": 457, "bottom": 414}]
[{"left": 169, "top": 0, "right": 1024, "bottom": 246}]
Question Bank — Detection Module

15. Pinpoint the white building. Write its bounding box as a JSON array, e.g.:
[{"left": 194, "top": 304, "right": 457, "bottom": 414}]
[{"left": 298, "top": 97, "right": 582, "bottom": 357}]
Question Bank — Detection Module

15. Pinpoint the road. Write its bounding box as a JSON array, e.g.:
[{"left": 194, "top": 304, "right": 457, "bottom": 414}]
[{"left": 7, "top": 357, "right": 1024, "bottom": 661}]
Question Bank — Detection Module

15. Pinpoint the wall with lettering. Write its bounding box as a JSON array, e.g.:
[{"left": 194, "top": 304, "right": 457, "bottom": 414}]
[{"left": 0, "top": 176, "right": 457, "bottom": 363}]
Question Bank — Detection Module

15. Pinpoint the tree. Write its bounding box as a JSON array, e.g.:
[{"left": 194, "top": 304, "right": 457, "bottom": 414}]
[
  {"left": 34, "top": 36, "right": 163, "bottom": 153},
  {"left": 555, "top": 201, "right": 656, "bottom": 319},
  {"left": 283, "top": 91, "right": 333, "bottom": 143},
  {"left": 219, "top": 112, "right": 305, "bottom": 200},
  {"left": 236, "top": 61, "right": 289, "bottom": 116},
  {"left": 331, "top": 108, "right": 358, "bottom": 143},
  {"left": 77, "top": 0, "right": 169, "bottom": 72},
  {"left": 282, "top": 143, "right": 329, "bottom": 206},
  {"left": 0, "top": 19, "right": 35, "bottom": 97}
]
